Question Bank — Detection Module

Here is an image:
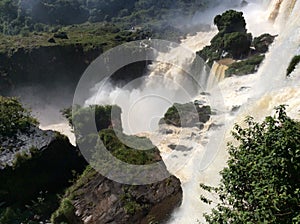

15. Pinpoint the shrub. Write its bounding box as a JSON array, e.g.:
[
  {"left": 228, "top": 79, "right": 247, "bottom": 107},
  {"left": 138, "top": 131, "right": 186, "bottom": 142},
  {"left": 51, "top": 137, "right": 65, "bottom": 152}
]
[
  {"left": 214, "top": 10, "right": 247, "bottom": 34},
  {"left": 200, "top": 106, "right": 300, "bottom": 223},
  {"left": 0, "top": 96, "right": 38, "bottom": 138},
  {"left": 226, "top": 54, "right": 265, "bottom": 76},
  {"left": 51, "top": 198, "right": 75, "bottom": 223}
]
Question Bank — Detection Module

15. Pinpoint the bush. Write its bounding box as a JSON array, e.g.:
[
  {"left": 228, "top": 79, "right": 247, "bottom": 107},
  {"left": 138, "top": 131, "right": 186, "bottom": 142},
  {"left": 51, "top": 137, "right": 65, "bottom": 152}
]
[
  {"left": 51, "top": 198, "right": 75, "bottom": 223},
  {"left": 214, "top": 10, "right": 247, "bottom": 34},
  {"left": 223, "top": 32, "right": 252, "bottom": 58},
  {"left": 0, "top": 96, "right": 38, "bottom": 138},
  {"left": 66, "top": 104, "right": 122, "bottom": 136},
  {"left": 201, "top": 106, "right": 300, "bottom": 223},
  {"left": 226, "top": 54, "right": 265, "bottom": 76}
]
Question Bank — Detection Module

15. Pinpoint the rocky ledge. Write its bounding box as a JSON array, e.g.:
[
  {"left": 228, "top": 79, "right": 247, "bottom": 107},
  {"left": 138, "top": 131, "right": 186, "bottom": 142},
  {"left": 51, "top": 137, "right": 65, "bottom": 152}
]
[
  {"left": 0, "top": 126, "right": 86, "bottom": 205},
  {"left": 52, "top": 167, "right": 182, "bottom": 224}
]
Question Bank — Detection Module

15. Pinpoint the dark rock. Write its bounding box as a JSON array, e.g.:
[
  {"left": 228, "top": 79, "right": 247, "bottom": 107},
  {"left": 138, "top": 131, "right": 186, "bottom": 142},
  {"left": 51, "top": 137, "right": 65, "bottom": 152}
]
[
  {"left": 51, "top": 129, "right": 183, "bottom": 224},
  {"left": 159, "top": 128, "right": 174, "bottom": 135},
  {"left": 53, "top": 170, "right": 182, "bottom": 224},
  {"left": 161, "top": 101, "right": 211, "bottom": 128},
  {"left": 53, "top": 32, "right": 69, "bottom": 39},
  {"left": 48, "top": 37, "right": 56, "bottom": 43},
  {"left": 200, "top": 92, "right": 210, "bottom": 96},
  {"left": 0, "top": 126, "right": 86, "bottom": 205},
  {"left": 231, "top": 105, "right": 241, "bottom": 114},
  {"left": 237, "top": 86, "right": 250, "bottom": 92},
  {"left": 168, "top": 144, "right": 193, "bottom": 152},
  {"left": 195, "top": 122, "right": 205, "bottom": 130},
  {"left": 208, "top": 123, "right": 224, "bottom": 131},
  {"left": 253, "top": 33, "right": 276, "bottom": 54}
]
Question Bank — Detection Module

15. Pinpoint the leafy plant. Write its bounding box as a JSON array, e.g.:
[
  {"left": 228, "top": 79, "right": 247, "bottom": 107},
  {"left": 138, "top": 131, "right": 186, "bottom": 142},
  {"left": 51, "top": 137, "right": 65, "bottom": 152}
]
[
  {"left": 0, "top": 96, "right": 38, "bottom": 138},
  {"left": 200, "top": 106, "right": 300, "bottom": 223}
]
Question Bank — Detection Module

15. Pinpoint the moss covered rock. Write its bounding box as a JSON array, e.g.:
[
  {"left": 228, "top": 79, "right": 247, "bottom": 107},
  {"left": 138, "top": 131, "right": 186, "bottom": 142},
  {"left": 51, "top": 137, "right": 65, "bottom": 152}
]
[
  {"left": 51, "top": 130, "right": 182, "bottom": 224},
  {"left": 160, "top": 101, "right": 211, "bottom": 128}
]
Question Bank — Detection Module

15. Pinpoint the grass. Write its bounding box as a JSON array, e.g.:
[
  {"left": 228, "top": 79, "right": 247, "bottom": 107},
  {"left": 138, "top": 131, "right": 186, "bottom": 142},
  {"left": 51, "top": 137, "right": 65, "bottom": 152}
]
[{"left": 0, "top": 22, "right": 148, "bottom": 55}]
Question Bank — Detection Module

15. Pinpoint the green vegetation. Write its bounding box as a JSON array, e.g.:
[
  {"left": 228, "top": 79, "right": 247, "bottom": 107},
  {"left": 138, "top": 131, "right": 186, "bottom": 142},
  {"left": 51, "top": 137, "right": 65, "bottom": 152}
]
[
  {"left": 287, "top": 55, "right": 300, "bottom": 76},
  {"left": 67, "top": 104, "right": 122, "bottom": 136},
  {"left": 225, "top": 54, "right": 265, "bottom": 76},
  {"left": 197, "top": 10, "right": 252, "bottom": 66},
  {"left": 200, "top": 106, "right": 300, "bottom": 223},
  {"left": 121, "top": 188, "right": 144, "bottom": 214},
  {"left": 0, "top": 0, "right": 213, "bottom": 35},
  {"left": 161, "top": 101, "right": 211, "bottom": 127},
  {"left": 50, "top": 198, "right": 75, "bottom": 224},
  {"left": 0, "top": 22, "right": 153, "bottom": 54},
  {"left": 213, "top": 10, "right": 246, "bottom": 34},
  {"left": 0, "top": 192, "right": 61, "bottom": 224},
  {"left": 0, "top": 96, "right": 38, "bottom": 138},
  {"left": 98, "top": 129, "right": 158, "bottom": 165}
]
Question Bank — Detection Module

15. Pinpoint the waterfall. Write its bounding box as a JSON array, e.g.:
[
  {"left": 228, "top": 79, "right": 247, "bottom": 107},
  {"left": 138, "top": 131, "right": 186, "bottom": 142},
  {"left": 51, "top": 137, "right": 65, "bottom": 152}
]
[
  {"left": 206, "top": 59, "right": 235, "bottom": 90},
  {"left": 167, "top": 0, "right": 300, "bottom": 223},
  {"left": 82, "top": 0, "right": 300, "bottom": 223}
]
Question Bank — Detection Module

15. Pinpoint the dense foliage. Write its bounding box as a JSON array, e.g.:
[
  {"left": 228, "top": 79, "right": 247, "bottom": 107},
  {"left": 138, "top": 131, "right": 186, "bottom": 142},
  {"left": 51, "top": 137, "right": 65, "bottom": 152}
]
[
  {"left": 197, "top": 10, "right": 252, "bottom": 66},
  {"left": 0, "top": 0, "right": 214, "bottom": 35},
  {"left": 225, "top": 54, "right": 265, "bottom": 76},
  {"left": 200, "top": 106, "right": 300, "bottom": 223},
  {"left": 0, "top": 96, "right": 38, "bottom": 138}
]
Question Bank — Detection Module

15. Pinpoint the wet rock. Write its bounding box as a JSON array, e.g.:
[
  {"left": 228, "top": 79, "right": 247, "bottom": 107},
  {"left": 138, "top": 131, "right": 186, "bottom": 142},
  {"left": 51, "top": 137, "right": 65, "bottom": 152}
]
[
  {"left": 160, "top": 128, "right": 174, "bottom": 135},
  {"left": 48, "top": 37, "right": 56, "bottom": 43},
  {"left": 52, "top": 166, "right": 182, "bottom": 224},
  {"left": 168, "top": 144, "right": 193, "bottom": 152},
  {"left": 231, "top": 105, "right": 241, "bottom": 114},
  {"left": 253, "top": 33, "right": 276, "bottom": 54},
  {"left": 0, "top": 126, "right": 86, "bottom": 205},
  {"left": 208, "top": 123, "right": 224, "bottom": 131},
  {"left": 161, "top": 101, "right": 211, "bottom": 128}
]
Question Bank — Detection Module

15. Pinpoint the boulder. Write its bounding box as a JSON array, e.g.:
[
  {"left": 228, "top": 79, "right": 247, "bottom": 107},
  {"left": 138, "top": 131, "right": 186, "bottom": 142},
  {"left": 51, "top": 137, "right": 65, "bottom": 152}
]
[
  {"left": 0, "top": 126, "right": 86, "bottom": 205},
  {"left": 161, "top": 101, "right": 211, "bottom": 128}
]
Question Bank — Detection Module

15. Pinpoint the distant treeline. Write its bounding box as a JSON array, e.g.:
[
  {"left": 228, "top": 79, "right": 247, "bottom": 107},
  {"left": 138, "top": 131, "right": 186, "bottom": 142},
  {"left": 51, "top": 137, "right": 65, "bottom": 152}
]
[{"left": 0, "top": 0, "right": 220, "bottom": 35}]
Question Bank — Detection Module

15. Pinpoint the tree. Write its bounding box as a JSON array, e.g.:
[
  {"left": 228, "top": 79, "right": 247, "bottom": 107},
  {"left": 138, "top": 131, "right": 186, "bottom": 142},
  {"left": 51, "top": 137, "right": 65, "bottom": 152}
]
[
  {"left": 0, "top": 96, "right": 38, "bottom": 138},
  {"left": 214, "top": 10, "right": 247, "bottom": 34},
  {"left": 200, "top": 106, "right": 300, "bottom": 223}
]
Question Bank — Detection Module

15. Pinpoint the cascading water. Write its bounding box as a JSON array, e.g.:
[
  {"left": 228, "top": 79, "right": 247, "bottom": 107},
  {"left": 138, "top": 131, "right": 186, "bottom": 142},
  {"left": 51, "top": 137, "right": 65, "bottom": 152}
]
[
  {"left": 167, "top": 0, "right": 300, "bottom": 223},
  {"left": 75, "top": 0, "right": 300, "bottom": 223}
]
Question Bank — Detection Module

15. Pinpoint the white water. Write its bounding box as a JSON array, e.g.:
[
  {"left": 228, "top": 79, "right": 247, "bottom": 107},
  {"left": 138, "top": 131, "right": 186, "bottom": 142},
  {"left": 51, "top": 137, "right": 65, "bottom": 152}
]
[
  {"left": 168, "top": 1, "right": 300, "bottom": 223},
  {"left": 41, "top": 0, "right": 300, "bottom": 222}
]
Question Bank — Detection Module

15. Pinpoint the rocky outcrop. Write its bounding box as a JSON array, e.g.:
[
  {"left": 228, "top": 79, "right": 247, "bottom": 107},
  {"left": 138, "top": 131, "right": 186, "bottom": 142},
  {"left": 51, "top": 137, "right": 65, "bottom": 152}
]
[
  {"left": 0, "top": 126, "right": 86, "bottom": 205},
  {"left": 52, "top": 168, "right": 182, "bottom": 224},
  {"left": 196, "top": 10, "right": 275, "bottom": 77},
  {"left": 0, "top": 44, "right": 101, "bottom": 96},
  {"left": 252, "top": 33, "right": 276, "bottom": 54},
  {"left": 51, "top": 128, "right": 182, "bottom": 224},
  {"left": 160, "top": 101, "right": 211, "bottom": 128}
]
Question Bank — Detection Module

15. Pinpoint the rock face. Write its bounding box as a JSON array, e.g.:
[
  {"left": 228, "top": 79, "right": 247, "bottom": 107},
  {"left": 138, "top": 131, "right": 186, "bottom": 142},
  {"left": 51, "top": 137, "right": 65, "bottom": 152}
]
[
  {"left": 0, "top": 44, "right": 150, "bottom": 98},
  {"left": 161, "top": 101, "right": 211, "bottom": 128},
  {"left": 0, "top": 44, "right": 101, "bottom": 96},
  {"left": 253, "top": 33, "right": 276, "bottom": 54},
  {"left": 53, "top": 169, "right": 182, "bottom": 224},
  {"left": 0, "top": 126, "right": 86, "bottom": 205},
  {"left": 51, "top": 128, "right": 183, "bottom": 224}
]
